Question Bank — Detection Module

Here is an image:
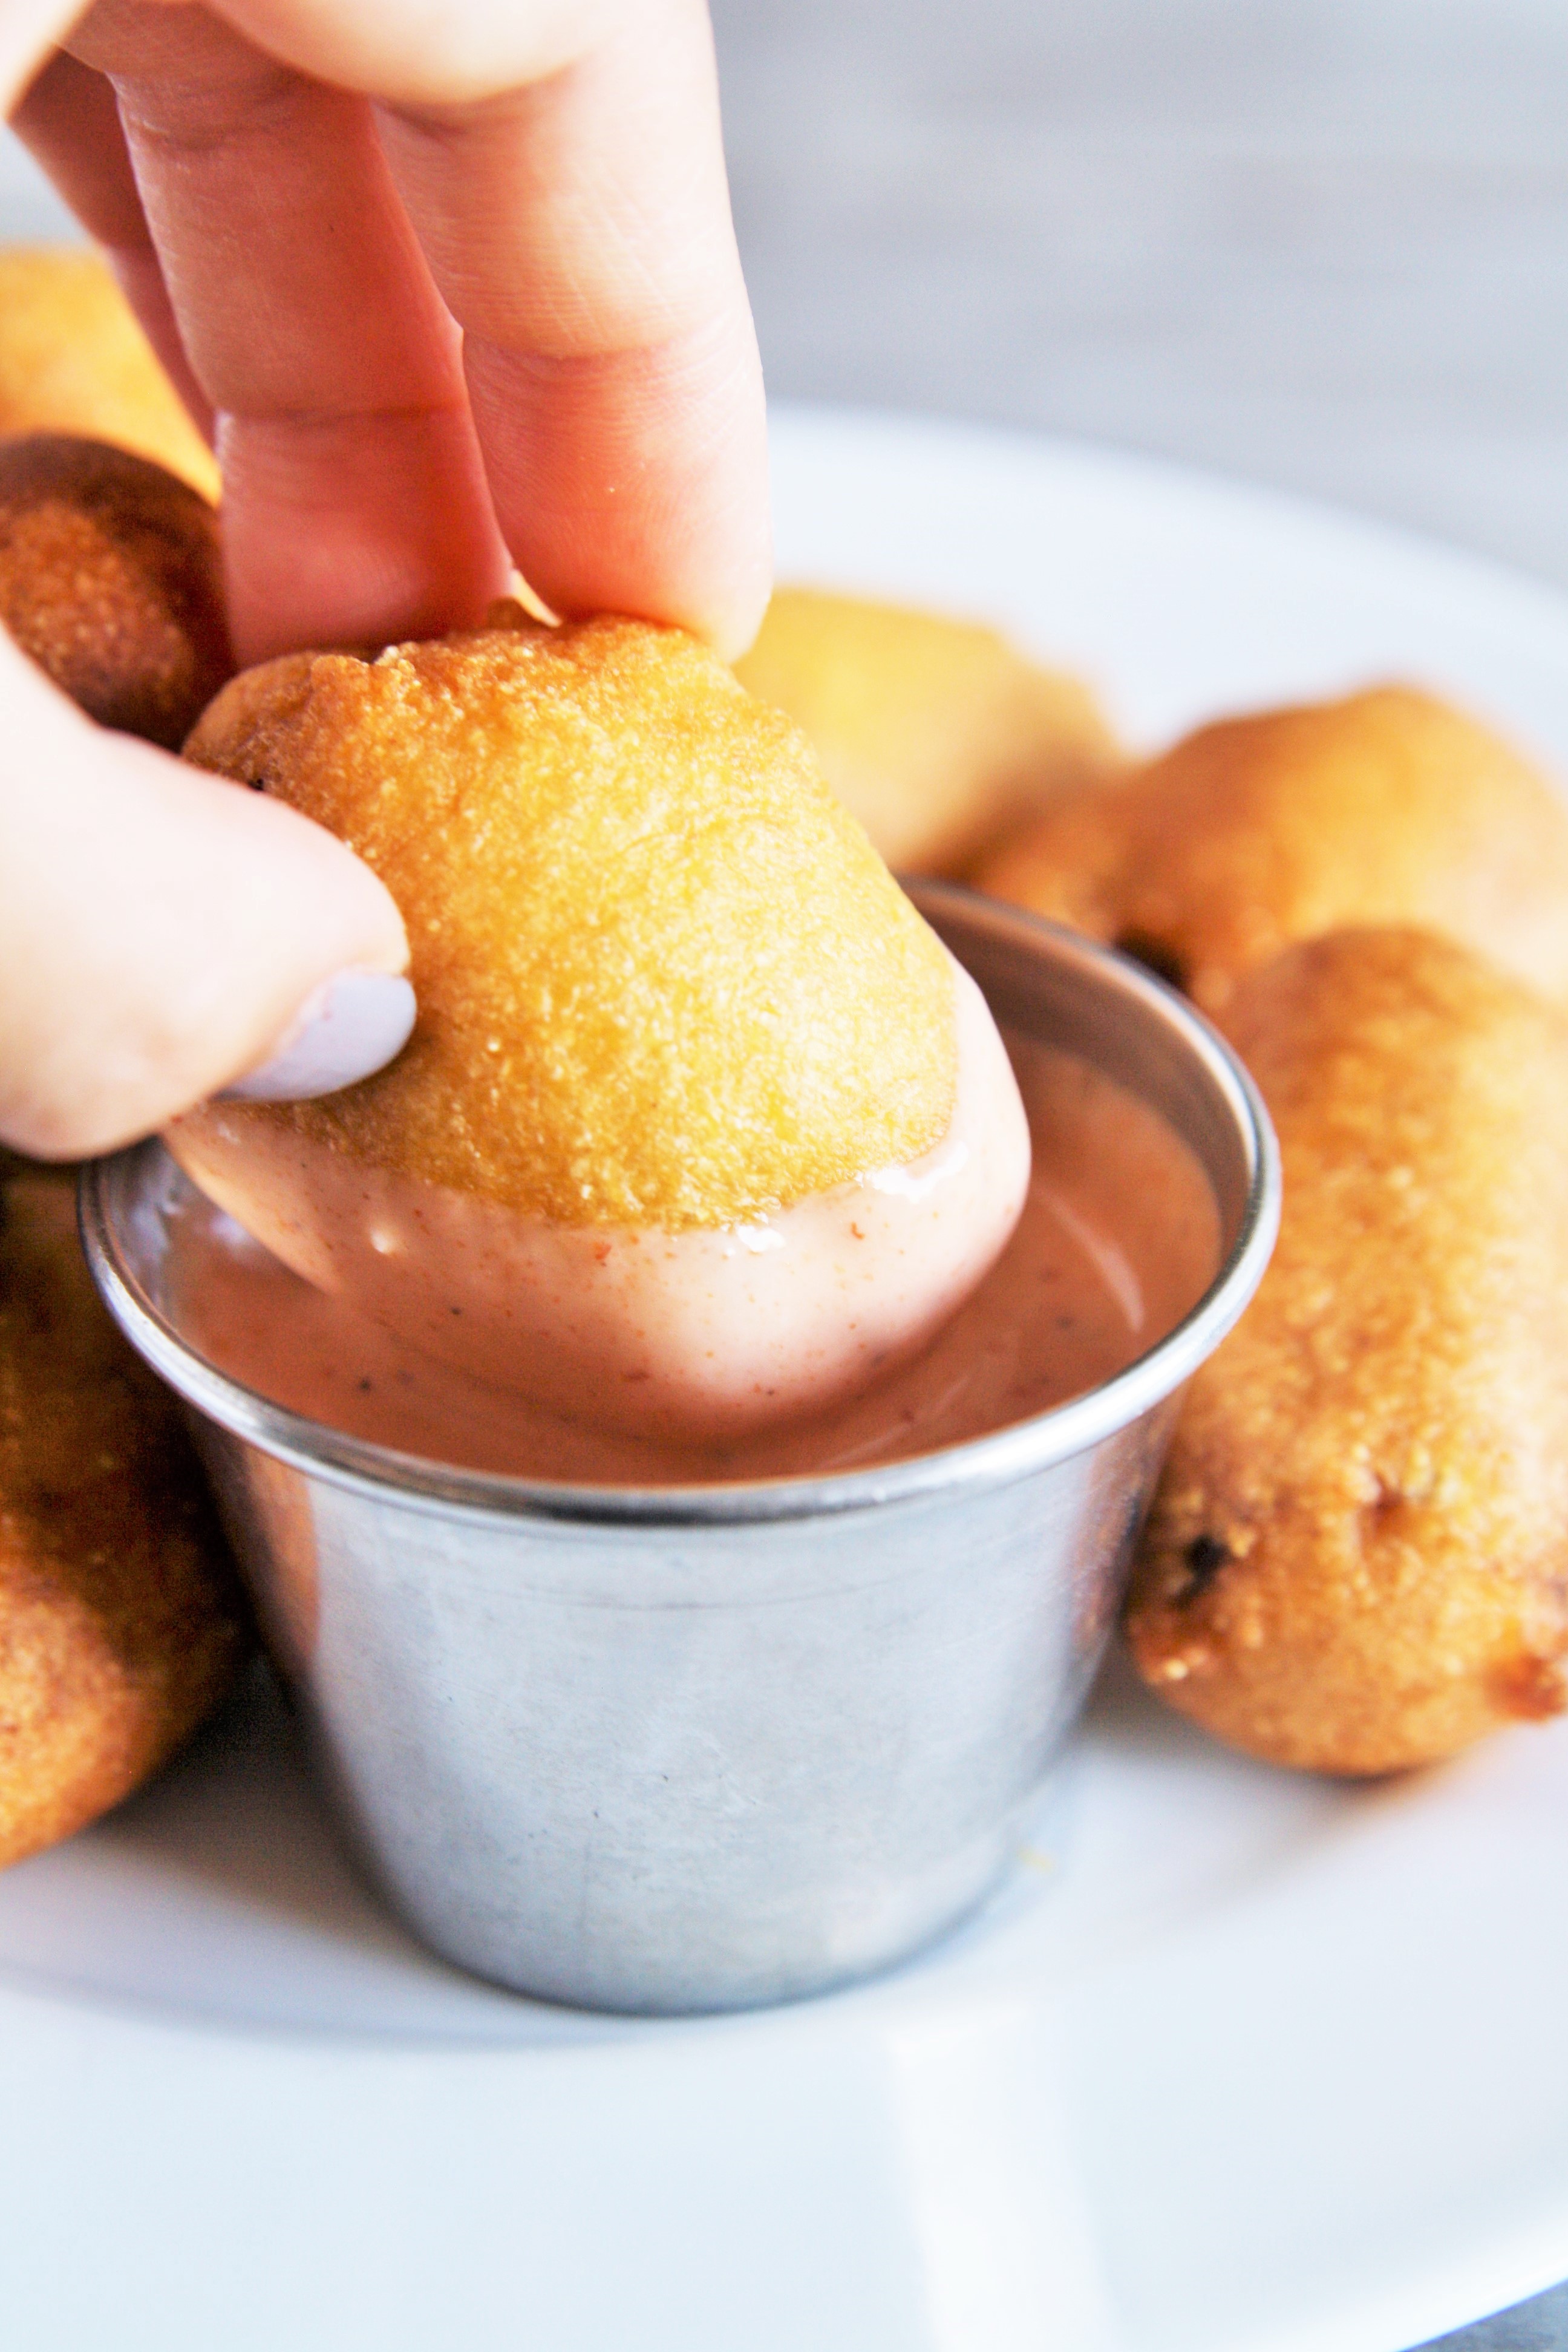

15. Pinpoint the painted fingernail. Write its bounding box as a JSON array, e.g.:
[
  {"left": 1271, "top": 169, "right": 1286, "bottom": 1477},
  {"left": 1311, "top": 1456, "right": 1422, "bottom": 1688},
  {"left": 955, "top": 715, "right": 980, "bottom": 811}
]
[{"left": 222, "top": 970, "right": 417, "bottom": 1103}]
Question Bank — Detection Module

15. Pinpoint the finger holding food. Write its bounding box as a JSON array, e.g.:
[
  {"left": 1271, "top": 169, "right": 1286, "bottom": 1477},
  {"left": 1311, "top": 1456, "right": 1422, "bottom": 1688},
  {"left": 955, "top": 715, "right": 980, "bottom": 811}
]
[
  {"left": 1125, "top": 925, "right": 1568, "bottom": 1774},
  {"left": 59, "top": 0, "right": 766, "bottom": 664},
  {"left": 173, "top": 608, "right": 1033, "bottom": 1442},
  {"left": 979, "top": 685, "right": 1568, "bottom": 1011},
  {"left": 0, "top": 615, "right": 412, "bottom": 1161},
  {"left": 734, "top": 585, "right": 1117, "bottom": 877}
]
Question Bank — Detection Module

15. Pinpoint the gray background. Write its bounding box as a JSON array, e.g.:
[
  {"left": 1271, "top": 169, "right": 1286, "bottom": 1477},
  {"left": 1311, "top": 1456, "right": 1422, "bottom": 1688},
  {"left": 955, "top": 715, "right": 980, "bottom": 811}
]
[{"left": 4, "top": 1, "right": 1567, "bottom": 2343}]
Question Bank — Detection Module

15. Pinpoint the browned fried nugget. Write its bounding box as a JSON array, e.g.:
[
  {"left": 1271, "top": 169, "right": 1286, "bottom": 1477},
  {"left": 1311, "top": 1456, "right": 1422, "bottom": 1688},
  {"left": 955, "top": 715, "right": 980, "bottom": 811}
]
[
  {"left": 0, "top": 434, "right": 230, "bottom": 746},
  {"left": 1126, "top": 927, "right": 1568, "bottom": 1774},
  {"left": 180, "top": 608, "right": 956, "bottom": 1230},
  {"left": 0, "top": 1168, "right": 248, "bottom": 1869},
  {"left": 978, "top": 687, "right": 1568, "bottom": 1011},
  {"left": 0, "top": 246, "right": 218, "bottom": 500},
  {"left": 733, "top": 586, "right": 1117, "bottom": 878}
]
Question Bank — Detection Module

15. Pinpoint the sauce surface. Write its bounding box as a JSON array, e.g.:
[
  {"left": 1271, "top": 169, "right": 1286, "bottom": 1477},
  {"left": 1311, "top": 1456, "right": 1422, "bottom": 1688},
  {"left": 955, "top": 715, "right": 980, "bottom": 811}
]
[
  {"left": 168, "top": 1038, "right": 1220, "bottom": 1485},
  {"left": 167, "top": 960, "right": 1029, "bottom": 1446}
]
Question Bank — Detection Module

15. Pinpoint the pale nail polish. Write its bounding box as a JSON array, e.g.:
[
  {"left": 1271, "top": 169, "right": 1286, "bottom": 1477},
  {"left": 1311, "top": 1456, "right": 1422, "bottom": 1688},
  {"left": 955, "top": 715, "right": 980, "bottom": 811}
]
[{"left": 222, "top": 971, "right": 417, "bottom": 1103}]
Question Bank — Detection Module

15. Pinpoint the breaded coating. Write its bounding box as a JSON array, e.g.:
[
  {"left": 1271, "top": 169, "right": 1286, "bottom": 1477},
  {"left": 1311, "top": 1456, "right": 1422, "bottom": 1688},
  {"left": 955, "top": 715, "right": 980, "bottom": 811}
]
[
  {"left": 733, "top": 586, "right": 1116, "bottom": 878},
  {"left": 979, "top": 687, "right": 1568, "bottom": 1011},
  {"left": 1125, "top": 927, "right": 1568, "bottom": 1774},
  {"left": 0, "top": 434, "right": 230, "bottom": 746},
  {"left": 0, "top": 246, "right": 218, "bottom": 500},
  {"left": 183, "top": 610, "right": 958, "bottom": 1230},
  {"left": 0, "top": 1169, "right": 248, "bottom": 1870}
]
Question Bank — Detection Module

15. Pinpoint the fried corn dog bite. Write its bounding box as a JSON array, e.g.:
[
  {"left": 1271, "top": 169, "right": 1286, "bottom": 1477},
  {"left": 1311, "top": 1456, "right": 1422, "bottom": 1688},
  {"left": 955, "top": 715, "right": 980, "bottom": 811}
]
[
  {"left": 1125, "top": 926, "right": 1568, "bottom": 1775},
  {"left": 979, "top": 687, "right": 1568, "bottom": 1011},
  {"left": 733, "top": 586, "right": 1116, "bottom": 877},
  {"left": 173, "top": 612, "right": 1030, "bottom": 1443},
  {"left": 0, "top": 1165, "right": 248, "bottom": 1869},
  {"left": 0, "top": 246, "right": 218, "bottom": 501},
  {"left": 0, "top": 434, "right": 230, "bottom": 746}
]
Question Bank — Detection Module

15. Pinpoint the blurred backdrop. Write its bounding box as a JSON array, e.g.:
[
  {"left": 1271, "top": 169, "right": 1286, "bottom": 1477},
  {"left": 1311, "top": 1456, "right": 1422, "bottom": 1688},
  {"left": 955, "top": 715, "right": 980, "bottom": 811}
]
[{"left": 714, "top": 0, "right": 1568, "bottom": 593}]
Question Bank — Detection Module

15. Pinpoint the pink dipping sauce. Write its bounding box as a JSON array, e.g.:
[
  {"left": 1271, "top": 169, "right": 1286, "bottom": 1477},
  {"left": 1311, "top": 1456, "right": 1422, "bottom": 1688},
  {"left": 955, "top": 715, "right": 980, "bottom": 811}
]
[
  {"left": 167, "top": 962, "right": 1028, "bottom": 1445},
  {"left": 168, "top": 1035, "right": 1221, "bottom": 1485}
]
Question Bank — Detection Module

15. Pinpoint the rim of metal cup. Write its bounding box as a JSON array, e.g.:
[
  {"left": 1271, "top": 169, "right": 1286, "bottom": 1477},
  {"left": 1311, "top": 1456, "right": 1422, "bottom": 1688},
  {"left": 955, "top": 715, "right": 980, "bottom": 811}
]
[{"left": 80, "top": 886, "right": 1280, "bottom": 1532}]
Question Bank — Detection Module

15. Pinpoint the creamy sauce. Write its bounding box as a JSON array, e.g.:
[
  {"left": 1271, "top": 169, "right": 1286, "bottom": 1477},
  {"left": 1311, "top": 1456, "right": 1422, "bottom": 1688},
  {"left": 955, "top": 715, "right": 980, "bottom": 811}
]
[
  {"left": 166, "top": 960, "right": 1030, "bottom": 1445},
  {"left": 168, "top": 1038, "right": 1220, "bottom": 1485}
]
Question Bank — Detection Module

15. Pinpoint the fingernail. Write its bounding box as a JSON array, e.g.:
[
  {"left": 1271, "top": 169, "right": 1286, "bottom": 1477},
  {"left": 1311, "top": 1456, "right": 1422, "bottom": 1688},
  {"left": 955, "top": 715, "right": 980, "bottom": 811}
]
[{"left": 222, "top": 970, "right": 417, "bottom": 1103}]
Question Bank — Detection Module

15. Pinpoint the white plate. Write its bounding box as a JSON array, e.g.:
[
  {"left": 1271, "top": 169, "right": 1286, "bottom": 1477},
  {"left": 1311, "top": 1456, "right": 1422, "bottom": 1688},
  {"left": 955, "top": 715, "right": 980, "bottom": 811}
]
[{"left": 6, "top": 407, "right": 1568, "bottom": 2352}]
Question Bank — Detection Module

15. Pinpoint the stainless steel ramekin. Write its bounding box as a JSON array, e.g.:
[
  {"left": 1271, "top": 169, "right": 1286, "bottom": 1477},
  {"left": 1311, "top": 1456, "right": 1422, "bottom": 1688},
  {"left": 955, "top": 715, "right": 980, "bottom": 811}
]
[{"left": 82, "top": 887, "right": 1278, "bottom": 2014}]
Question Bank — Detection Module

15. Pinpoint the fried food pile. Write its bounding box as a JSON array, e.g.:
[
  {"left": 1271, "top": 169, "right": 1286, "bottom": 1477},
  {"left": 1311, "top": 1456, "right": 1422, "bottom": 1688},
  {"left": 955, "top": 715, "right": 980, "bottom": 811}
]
[
  {"left": 0, "top": 1164, "right": 248, "bottom": 1869},
  {"left": 0, "top": 222, "right": 1560, "bottom": 1800},
  {"left": 978, "top": 682, "right": 1568, "bottom": 1773},
  {"left": 748, "top": 607, "right": 1568, "bottom": 1776}
]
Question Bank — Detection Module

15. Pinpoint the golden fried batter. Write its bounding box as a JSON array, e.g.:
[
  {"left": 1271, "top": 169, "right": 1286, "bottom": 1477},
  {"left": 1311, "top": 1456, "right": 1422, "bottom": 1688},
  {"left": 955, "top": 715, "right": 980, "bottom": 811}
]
[
  {"left": 0, "top": 434, "right": 230, "bottom": 746},
  {"left": 183, "top": 610, "right": 958, "bottom": 1229},
  {"left": 733, "top": 586, "right": 1116, "bottom": 877},
  {"left": 979, "top": 687, "right": 1568, "bottom": 1011},
  {"left": 1126, "top": 926, "right": 1568, "bottom": 1774},
  {"left": 0, "top": 1168, "right": 249, "bottom": 1869},
  {"left": 0, "top": 246, "right": 218, "bottom": 500}
]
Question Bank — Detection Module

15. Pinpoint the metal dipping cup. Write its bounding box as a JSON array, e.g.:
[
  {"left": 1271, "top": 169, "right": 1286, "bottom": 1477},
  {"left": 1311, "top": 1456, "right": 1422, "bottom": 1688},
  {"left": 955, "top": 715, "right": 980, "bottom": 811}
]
[{"left": 82, "top": 887, "right": 1278, "bottom": 2015}]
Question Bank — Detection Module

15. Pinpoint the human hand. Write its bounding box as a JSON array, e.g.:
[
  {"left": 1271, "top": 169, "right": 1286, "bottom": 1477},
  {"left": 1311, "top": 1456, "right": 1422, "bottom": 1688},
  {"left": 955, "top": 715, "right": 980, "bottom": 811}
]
[{"left": 0, "top": 0, "right": 769, "bottom": 1156}]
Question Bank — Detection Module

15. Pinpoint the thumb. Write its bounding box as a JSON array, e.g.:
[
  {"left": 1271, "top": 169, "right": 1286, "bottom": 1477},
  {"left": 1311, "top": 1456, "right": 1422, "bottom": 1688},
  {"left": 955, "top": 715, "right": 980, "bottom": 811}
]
[{"left": 0, "top": 635, "right": 412, "bottom": 1157}]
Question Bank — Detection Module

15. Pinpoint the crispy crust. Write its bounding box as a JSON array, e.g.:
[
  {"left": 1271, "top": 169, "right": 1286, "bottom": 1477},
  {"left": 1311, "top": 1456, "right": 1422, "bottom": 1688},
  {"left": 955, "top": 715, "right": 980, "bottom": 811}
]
[
  {"left": 734, "top": 585, "right": 1117, "bottom": 877},
  {"left": 0, "top": 246, "right": 218, "bottom": 500},
  {"left": 0, "top": 1171, "right": 249, "bottom": 1869},
  {"left": 1125, "top": 927, "right": 1568, "bottom": 1774},
  {"left": 0, "top": 434, "right": 230, "bottom": 746},
  {"left": 978, "top": 687, "right": 1568, "bottom": 1011},
  {"left": 183, "top": 610, "right": 958, "bottom": 1230}
]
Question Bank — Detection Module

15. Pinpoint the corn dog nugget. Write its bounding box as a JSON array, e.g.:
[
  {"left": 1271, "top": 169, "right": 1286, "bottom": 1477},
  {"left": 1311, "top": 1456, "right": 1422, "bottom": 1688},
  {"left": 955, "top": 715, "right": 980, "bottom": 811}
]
[
  {"left": 0, "top": 434, "right": 230, "bottom": 746},
  {"left": 0, "top": 246, "right": 218, "bottom": 500},
  {"left": 174, "top": 610, "right": 1031, "bottom": 1445},
  {"left": 734, "top": 586, "right": 1116, "bottom": 878},
  {"left": 979, "top": 687, "right": 1568, "bottom": 1011},
  {"left": 184, "top": 609, "right": 956, "bottom": 1224},
  {"left": 0, "top": 1168, "right": 249, "bottom": 1869},
  {"left": 1126, "top": 927, "right": 1568, "bottom": 1774}
]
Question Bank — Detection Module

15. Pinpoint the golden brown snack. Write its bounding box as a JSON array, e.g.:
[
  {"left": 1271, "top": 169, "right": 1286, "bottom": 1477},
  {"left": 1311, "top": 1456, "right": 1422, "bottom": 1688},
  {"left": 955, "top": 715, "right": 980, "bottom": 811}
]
[
  {"left": 733, "top": 585, "right": 1116, "bottom": 877},
  {"left": 0, "top": 434, "right": 231, "bottom": 746},
  {"left": 1126, "top": 926, "right": 1568, "bottom": 1774},
  {"left": 979, "top": 686, "right": 1568, "bottom": 1012},
  {"left": 0, "top": 246, "right": 218, "bottom": 500},
  {"left": 183, "top": 609, "right": 957, "bottom": 1229},
  {"left": 0, "top": 244, "right": 217, "bottom": 501},
  {"left": 0, "top": 1166, "right": 249, "bottom": 1870}
]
